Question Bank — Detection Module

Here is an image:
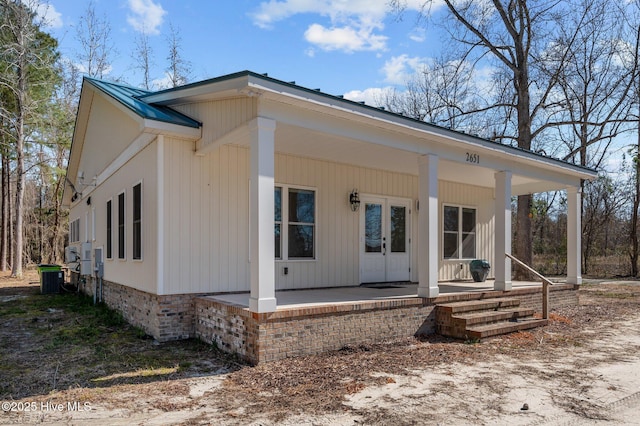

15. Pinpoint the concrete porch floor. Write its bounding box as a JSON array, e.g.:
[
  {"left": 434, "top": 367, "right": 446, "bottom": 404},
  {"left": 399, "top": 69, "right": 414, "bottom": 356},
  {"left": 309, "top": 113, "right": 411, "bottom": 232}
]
[{"left": 208, "top": 279, "right": 556, "bottom": 309}]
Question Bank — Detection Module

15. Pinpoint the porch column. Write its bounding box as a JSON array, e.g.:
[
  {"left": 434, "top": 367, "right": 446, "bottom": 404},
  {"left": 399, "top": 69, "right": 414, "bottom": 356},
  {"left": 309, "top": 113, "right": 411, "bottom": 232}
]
[
  {"left": 249, "top": 117, "right": 277, "bottom": 313},
  {"left": 494, "top": 171, "right": 512, "bottom": 291},
  {"left": 417, "top": 154, "right": 439, "bottom": 298},
  {"left": 567, "top": 186, "right": 583, "bottom": 285}
]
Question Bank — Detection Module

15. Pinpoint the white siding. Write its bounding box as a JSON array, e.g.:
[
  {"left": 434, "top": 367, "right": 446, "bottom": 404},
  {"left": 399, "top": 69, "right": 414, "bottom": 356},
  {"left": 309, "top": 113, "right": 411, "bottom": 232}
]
[
  {"left": 80, "top": 95, "right": 140, "bottom": 181},
  {"left": 70, "top": 140, "right": 159, "bottom": 293},
  {"left": 438, "top": 181, "right": 495, "bottom": 281},
  {"left": 174, "top": 98, "right": 257, "bottom": 143},
  {"left": 159, "top": 141, "right": 497, "bottom": 294},
  {"left": 161, "top": 140, "right": 250, "bottom": 294},
  {"left": 73, "top": 138, "right": 496, "bottom": 295}
]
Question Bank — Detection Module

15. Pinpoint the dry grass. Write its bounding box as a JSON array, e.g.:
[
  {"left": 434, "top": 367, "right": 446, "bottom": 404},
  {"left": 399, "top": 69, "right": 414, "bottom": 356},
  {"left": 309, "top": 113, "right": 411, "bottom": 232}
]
[{"left": 0, "top": 270, "right": 240, "bottom": 402}]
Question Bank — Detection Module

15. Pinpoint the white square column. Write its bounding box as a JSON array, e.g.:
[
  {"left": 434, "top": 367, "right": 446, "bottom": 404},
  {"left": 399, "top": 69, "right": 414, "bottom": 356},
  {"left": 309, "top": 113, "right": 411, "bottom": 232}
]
[
  {"left": 567, "top": 186, "right": 583, "bottom": 285},
  {"left": 494, "top": 171, "right": 512, "bottom": 291},
  {"left": 249, "top": 117, "right": 277, "bottom": 313},
  {"left": 417, "top": 154, "right": 439, "bottom": 298}
]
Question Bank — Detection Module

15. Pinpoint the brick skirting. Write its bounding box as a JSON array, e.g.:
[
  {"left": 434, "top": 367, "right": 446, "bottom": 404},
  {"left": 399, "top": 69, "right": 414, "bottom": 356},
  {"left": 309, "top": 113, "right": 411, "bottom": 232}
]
[
  {"left": 195, "top": 283, "right": 578, "bottom": 364},
  {"left": 72, "top": 272, "right": 578, "bottom": 362},
  {"left": 74, "top": 273, "right": 201, "bottom": 341}
]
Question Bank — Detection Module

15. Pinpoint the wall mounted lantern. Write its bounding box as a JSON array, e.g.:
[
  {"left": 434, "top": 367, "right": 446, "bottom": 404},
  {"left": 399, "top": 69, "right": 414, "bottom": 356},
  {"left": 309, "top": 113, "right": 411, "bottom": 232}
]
[{"left": 349, "top": 189, "right": 360, "bottom": 212}]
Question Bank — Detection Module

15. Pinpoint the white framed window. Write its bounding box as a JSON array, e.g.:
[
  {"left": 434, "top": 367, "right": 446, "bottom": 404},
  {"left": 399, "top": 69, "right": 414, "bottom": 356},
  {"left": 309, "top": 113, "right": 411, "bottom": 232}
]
[
  {"left": 132, "top": 182, "right": 142, "bottom": 260},
  {"left": 106, "top": 199, "right": 113, "bottom": 259},
  {"left": 118, "top": 191, "right": 125, "bottom": 259},
  {"left": 275, "top": 185, "right": 316, "bottom": 260},
  {"left": 69, "top": 218, "right": 80, "bottom": 243},
  {"left": 443, "top": 204, "right": 476, "bottom": 260}
]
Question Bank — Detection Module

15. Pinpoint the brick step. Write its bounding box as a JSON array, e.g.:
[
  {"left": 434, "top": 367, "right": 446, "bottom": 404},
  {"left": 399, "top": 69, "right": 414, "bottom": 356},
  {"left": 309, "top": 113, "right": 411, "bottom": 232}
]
[
  {"left": 451, "top": 307, "right": 536, "bottom": 326},
  {"left": 436, "top": 297, "right": 521, "bottom": 314},
  {"left": 465, "top": 318, "right": 548, "bottom": 340}
]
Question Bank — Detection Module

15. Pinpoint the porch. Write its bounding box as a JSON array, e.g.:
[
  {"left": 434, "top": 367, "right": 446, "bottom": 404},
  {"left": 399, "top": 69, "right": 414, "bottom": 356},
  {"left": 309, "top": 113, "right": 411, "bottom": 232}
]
[
  {"left": 208, "top": 279, "right": 546, "bottom": 309},
  {"left": 194, "top": 279, "right": 579, "bottom": 364}
]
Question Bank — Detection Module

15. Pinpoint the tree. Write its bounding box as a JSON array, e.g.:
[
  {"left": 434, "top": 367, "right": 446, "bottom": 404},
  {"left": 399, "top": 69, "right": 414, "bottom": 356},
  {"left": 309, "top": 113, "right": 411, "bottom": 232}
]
[
  {"left": 391, "top": 0, "right": 594, "bottom": 278},
  {"left": 544, "top": 0, "right": 636, "bottom": 170},
  {"left": 378, "top": 54, "right": 487, "bottom": 134},
  {"left": 624, "top": 0, "right": 640, "bottom": 277},
  {"left": 164, "top": 22, "right": 191, "bottom": 88},
  {"left": 132, "top": 30, "right": 154, "bottom": 89},
  {"left": 75, "top": 1, "right": 114, "bottom": 79},
  {"left": 0, "top": 0, "right": 60, "bottom": 276}
]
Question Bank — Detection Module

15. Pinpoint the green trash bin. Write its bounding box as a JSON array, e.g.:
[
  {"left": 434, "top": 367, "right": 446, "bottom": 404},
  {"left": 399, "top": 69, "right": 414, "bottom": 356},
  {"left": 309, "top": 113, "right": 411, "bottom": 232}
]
[
  {"left": 470, "top": 259, "right": 491, "bottom": 282},
  {"left": 38, "top": 264, "right": 63, "bottom": 294},
  {"left": 37, "top": 264, "right": 62, "bottom": 274}
]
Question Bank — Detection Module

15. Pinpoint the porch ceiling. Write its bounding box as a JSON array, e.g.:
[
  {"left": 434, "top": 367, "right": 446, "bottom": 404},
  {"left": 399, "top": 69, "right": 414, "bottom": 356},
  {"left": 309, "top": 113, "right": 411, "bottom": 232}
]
[{"left": 266, "top": 122, "right": 573, "bottom": 196}]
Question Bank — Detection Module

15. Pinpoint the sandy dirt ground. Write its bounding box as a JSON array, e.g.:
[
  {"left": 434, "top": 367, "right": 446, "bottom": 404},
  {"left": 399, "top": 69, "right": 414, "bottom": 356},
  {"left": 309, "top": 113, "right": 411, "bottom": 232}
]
[{"left": 1, "top": 273, "right": 640, "bottom": 425}]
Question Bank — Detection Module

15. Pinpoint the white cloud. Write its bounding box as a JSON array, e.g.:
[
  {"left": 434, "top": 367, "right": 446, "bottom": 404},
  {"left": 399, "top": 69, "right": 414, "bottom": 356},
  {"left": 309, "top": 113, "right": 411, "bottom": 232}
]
[
  {"left": 152, "top": 74, "right": 173, "bottom": 90},
  {"left": 409, "top": 28, "right": 426, "bottom": 42},
  {"left": 127, "top": 0, "right": 166, "bottom": 35},
  {"left": 382, "top": 54, "right": 426, "bottom": 84},
  {"left": 343, "top": 87, "right": 394, "bottom": 107},
  {"left": 251, "top": 0, "right": 395, "bottom": 53},
  {"left": 252, "top": 0, "right": 390, "bottom": 29},
  {"left": 250, "top": 0, "right": 449, "bottom": 53},
  {"left": 304, "top": 23, "right": 387, "bottom": 53},
  {"left": 33, "top": 2, "right": 63, "bottom": 29}
]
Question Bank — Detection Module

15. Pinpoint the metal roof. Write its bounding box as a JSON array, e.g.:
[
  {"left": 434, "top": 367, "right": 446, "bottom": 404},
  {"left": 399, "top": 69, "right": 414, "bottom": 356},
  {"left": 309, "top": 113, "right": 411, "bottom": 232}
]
[{"left": 85, "top": 77, "right": 201, "bottom": 129}]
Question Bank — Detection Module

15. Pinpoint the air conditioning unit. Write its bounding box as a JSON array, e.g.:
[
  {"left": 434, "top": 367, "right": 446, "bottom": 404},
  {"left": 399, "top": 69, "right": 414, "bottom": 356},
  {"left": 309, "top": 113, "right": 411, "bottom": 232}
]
[
  {"left": 80, "top": 241, "right": 92, "bottom": 275},
  {"left": 65, "top": 246, "right": 78, "bottom": 264}
]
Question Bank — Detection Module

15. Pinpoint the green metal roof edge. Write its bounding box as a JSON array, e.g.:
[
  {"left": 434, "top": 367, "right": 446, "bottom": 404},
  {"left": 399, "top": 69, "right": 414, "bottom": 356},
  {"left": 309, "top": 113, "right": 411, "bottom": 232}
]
[
  {"left": 140, "top": 70, "right": 597, "bottom": 176},
  {"left": 84, "top": 77, "right": 201, "bottom": 129}
]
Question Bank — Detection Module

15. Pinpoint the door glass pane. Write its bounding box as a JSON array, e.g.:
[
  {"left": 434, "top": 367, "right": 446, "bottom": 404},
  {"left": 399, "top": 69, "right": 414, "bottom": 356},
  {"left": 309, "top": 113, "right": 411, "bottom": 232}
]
[
  {"left": 444, "top": 206, "right": 458, "bottom": 232},
  {"left": 365, "top": 203, "right": 382, "bottom": 253},
  {"left": 390, "top": 206, "right": 406, "bottom": 253}
]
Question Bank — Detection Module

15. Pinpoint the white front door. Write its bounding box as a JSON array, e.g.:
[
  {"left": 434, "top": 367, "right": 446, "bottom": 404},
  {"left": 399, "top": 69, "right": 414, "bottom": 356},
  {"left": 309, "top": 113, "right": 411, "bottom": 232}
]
[{"left": 360, "top": 197, "right": 411, "bottom": 283}]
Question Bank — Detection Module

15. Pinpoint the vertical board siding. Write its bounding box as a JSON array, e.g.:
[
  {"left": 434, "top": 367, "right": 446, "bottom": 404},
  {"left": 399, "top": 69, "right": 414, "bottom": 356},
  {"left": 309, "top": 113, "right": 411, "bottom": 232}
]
[
  {"left": 438, "top": 181, "right": 495, "bottom": 281},
  {"left": 162, "top": 143, "right": 495, "bottom": 294},
  {"left": 81, "top": 95, "right": 140, "bottom": 182},
  {"left": 174, "top": 98, "right": 257, "bottom": 143},
  {"left": 71, "top": 140, "right": 159, "bottom": 294}
]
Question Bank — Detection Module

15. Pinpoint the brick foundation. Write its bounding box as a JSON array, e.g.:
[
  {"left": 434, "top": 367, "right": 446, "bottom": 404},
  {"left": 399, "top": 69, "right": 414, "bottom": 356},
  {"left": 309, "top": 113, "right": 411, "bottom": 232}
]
[
  {"left": 195, "top": 283, "right": 578, "bottom": 364},
  {"left": 73, "top": 273, "right": 201, "bottom": 341},
  {"left": 73, "top": 271, "right": 578, "bottom": 362}
]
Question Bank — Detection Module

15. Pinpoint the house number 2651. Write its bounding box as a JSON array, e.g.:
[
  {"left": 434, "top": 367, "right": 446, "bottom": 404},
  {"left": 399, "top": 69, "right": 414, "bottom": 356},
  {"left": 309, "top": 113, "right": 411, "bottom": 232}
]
[{"left": 466, "top": 152, "right": 480, "bottom": 164}]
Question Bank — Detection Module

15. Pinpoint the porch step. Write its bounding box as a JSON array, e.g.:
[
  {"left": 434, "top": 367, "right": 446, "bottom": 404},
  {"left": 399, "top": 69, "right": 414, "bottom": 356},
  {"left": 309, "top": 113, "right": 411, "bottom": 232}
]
[
  {"left": 451, "top": 307, "right": 536, "bottom": 326},
  {"left": 437, "top": 297, "right": 521, "bottom": 314},
  {"left": 466, "top": 318, "right": 549, "bottom": 340},
  {"left": 436, "top": 298, "right": 547, "bottom": 340}
]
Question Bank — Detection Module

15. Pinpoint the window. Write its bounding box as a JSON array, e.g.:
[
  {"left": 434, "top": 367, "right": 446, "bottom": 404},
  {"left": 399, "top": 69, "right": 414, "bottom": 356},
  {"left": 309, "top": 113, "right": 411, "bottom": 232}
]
[
  {"left": 132, "top": 183, "right": 142, "bottom": 260},
  {"left": 275, "top": 187, "right": 282, "bottom": 259},
  {"left": 274, "top": 186, "right": 316, "bottom": 260},
  {"left": 118, "top": 191, "right": 125, "bottom": 259},
  {"left": 69, "top": 218, "right": 80, "bottom": 243},
  {"left": 106, "top": 200, "right": 112, "bottom": 259},
  {"left": 443, "top": 205, "right": 476, "bottom": 259},
  {"left": 91, "top": 208, "right": 96, "bottom": 241}
]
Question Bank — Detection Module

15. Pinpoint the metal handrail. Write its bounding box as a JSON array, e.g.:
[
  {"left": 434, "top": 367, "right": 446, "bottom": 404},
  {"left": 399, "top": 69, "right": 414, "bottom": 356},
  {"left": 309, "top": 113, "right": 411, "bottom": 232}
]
[{"left": 505, "top": 253, "right": 553, "bottom": 320}]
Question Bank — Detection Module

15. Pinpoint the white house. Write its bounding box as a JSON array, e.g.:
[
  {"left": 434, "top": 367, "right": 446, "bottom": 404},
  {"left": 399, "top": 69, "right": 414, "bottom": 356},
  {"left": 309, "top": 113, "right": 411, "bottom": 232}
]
[{"left": 64, "top": 71, "right": 596, "bottom": 361}]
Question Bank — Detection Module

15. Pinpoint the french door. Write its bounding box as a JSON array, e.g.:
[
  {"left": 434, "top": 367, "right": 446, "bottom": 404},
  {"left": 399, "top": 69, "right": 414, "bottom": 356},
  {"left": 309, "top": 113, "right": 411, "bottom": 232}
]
[{"left": 360, "top": 197, "right": 411, "bottom": 283}]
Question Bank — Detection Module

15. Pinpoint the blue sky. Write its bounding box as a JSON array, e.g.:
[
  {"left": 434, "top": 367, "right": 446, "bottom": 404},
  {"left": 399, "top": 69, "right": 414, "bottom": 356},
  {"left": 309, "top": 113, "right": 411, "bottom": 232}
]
[{"left": 38, "top": 0, "right": 447, "bottom": 104}]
